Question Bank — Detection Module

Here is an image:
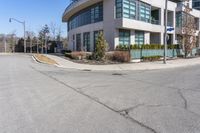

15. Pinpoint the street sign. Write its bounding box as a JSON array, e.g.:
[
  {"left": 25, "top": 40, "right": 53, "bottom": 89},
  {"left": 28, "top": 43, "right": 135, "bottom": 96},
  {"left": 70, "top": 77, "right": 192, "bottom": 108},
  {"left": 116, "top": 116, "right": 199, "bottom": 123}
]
[{"left": 167, "top": 27, "right": 174, "bottom": 32}]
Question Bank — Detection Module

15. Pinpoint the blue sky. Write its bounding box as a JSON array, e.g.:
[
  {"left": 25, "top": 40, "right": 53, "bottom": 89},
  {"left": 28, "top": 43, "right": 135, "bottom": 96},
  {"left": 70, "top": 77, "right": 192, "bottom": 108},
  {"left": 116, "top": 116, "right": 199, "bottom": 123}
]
[{"left": 0, "top": 0, "right": 71, "bottom": 37}]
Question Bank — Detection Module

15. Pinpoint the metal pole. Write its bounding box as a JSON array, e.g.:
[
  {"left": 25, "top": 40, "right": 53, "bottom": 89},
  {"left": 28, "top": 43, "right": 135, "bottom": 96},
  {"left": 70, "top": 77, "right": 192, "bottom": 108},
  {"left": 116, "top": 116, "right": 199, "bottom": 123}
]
[
  {"left": 164, "top": 0, "right": 168, "bottom": 64},
  {"left": 23, "top": 21, "right": 26, "bottom": 53}
]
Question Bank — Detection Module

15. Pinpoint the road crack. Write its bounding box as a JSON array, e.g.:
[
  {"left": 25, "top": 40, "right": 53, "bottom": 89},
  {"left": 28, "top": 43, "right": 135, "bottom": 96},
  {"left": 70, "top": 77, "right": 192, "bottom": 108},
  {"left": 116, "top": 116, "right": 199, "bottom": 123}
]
[
  {"left": 30, "top": 66, "right": 158, "bottom": 133},
  {"left": 177, "top": 89, "right": 188, "bottom": 109}
]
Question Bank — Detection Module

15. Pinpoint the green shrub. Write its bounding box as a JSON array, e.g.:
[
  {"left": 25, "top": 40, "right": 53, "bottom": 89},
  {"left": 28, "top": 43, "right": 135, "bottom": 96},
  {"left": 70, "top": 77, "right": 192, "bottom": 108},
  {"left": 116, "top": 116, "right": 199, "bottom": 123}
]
[
  {"left": 116, "top": 45, "right": 129, "bottom": 51},
  {"left": 116, "top": 44, "right": 181, "bottom": 50},
  {"left": 86, "top": 53, "right": 93, "bottom": 60},
  {"left": 65, "top": 53, "right": 72, "bottom": 59},
  {"left": 105, "top": 52, "right": 114, "bottom": 61},
  {"left": 65, "top": 52, "right": 88, "bottom": 60},
  {"left": 112, "top": 51, "right": 130, "bottom": 62},
  {"left": 62, "top": 50, "right": 72, "bottom": 54},
  {"left": 130, "top": 45, "right": 141, "bottom": 49},
  {"left": 142, "top": 55, "right": 161, "bottom": 62},
  {"left": 92, "top": 32, "right": 108, "bottom": 60}
]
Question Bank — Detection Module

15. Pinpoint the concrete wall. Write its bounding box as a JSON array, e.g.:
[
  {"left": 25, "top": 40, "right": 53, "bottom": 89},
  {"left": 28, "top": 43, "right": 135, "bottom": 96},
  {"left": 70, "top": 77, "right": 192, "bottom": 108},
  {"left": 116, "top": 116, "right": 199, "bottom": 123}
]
[{"left": 103, "top": 0, "right": 116, "bottom": 50}]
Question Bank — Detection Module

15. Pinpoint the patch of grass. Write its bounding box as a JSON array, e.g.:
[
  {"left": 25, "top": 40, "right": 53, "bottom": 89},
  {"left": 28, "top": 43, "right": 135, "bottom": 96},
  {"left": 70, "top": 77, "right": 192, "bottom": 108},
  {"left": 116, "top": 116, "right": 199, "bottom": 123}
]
[{"left": 34, "top": 54, "right": 58, "bottom": 65}]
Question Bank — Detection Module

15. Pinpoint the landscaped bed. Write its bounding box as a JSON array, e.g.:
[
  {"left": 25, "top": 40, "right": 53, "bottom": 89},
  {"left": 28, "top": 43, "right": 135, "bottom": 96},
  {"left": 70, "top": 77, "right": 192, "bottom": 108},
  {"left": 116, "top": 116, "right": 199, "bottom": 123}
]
[
  {"left": 64, "top": 51, "right": 129, "bottom": 65},
  {"left": 34, "top": 54, "right": 58, "bottom": 65}
]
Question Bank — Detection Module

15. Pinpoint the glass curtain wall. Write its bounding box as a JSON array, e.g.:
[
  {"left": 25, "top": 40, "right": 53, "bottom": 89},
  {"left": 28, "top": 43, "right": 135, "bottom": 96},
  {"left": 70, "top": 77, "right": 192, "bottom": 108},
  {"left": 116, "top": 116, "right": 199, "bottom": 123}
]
[
  {"left": 83, "top": 32, "right": 90, "bottom": 52},
  {"left": 135, "top": 31, "right": 144, "bottom": 45},
  {"left": 119, "top": 29, "right": 130, "bottom": 45},
  {"left": 116, "top": 0, "right": 151, "bottom": 23},
  {"left": 68, "top": 2, "right": 103, "bottom": 31}
]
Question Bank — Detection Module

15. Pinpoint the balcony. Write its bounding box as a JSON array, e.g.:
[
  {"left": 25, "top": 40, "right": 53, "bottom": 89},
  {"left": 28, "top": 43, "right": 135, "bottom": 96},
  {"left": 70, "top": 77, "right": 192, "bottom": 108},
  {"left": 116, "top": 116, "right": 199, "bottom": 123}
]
[
  {"left": 151, "top": 6, "right": 161, "bottom": 25},
  {"left": 151, "top": 19, "right": 160, "bottom": 25}
]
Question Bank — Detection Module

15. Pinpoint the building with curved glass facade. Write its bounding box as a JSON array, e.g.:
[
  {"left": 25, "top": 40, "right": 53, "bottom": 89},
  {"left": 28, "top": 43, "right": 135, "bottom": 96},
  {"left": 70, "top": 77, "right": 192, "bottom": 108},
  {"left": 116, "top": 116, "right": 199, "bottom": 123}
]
[{"left": 62, "top": 0, "right": 200, "bottom": 52}]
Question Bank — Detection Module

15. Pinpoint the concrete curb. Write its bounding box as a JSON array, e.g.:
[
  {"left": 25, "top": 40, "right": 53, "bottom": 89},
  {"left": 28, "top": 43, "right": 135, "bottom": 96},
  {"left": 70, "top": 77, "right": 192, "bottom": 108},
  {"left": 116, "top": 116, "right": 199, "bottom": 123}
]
[
  {"left": 38, "top": 54, "right": 200, "bottom": 71},
  {"left": 32, "top": 55, "right": 62, "bottom": 67}
]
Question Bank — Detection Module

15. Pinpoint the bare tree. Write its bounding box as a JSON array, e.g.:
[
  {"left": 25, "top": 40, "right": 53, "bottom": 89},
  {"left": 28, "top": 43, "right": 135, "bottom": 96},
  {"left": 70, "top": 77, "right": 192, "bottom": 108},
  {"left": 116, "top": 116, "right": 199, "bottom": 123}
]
[
  {"left": 49, "top": 23, "right": 63, "bottom": 42},
  {"left": 62, "top": 37, "right": 68, "bottom": 49},
  {"left": 56, "top": 26, "right": 63, "bottom": 42},
  {"left": 180, "top": 0, "right": 199, "bottom": 57},
  {"left": 50, "top": 22, "right": 57, "bottom": 40}
]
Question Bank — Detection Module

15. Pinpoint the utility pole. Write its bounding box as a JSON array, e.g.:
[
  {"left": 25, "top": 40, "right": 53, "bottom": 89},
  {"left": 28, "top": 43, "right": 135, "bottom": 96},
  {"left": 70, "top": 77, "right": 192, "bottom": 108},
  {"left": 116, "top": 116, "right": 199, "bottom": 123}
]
[{"left": 164, "top": 0, "right": 168, "bottom": 64}]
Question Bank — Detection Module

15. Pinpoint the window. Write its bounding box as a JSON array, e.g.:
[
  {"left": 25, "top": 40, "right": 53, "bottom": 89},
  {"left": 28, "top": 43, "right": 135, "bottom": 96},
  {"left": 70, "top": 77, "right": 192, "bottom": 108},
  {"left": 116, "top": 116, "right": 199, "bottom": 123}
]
[
  {"left": 176, "top": 12, "right": 182, "bottom": 27},
  {"left": 139, "top": 2, "right": 151, "bottom": 22},
  {"left": 119, "top": 29, "right": 130, "bottom": 45},
  {"left": 116, "top": 0, "right": 153, "bottom": 24},
  {"left": 116, "top": 0, "right": 123, "bottom": 18},
  {"left": 123, "top": 0, "right": 136, "bottom": 19},
  {"left": 68, "top": 2, "right": 103, "bottom": 31},
  {"left": 116, "top": 0, "right": 136, "bottom": 19},
  {"left": 135, "top": 31, "right": 144, "bottom": 45},
  {"left": 83, "top": 32, "right": 90, "bottom": 51},
  {"left": 193, "top": 1, "right": 200, "bottom": 8},
  {"left": 76, "top": 34, "right": 81, "bottom": 51},
  {"left": 72, "top": 34, "right": 75, "bottom": 51},
  {"left": 176, "top": 11, "right": 196, "bottom": 28}
]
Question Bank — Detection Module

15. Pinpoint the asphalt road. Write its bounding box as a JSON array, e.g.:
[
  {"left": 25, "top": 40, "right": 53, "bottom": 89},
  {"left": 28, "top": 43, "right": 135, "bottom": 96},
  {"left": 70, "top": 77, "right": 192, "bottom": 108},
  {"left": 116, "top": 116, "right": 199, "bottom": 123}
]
[{"left": 0, "top": 54, "right": 200, "bottom": 133}]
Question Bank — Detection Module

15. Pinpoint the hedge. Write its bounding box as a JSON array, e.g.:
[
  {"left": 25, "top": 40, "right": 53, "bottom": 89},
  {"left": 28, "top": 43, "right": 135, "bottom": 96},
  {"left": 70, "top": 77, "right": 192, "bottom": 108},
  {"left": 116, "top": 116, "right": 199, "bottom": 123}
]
[{"left": 116, "top": 44, "right": 181, "bottom": 50}]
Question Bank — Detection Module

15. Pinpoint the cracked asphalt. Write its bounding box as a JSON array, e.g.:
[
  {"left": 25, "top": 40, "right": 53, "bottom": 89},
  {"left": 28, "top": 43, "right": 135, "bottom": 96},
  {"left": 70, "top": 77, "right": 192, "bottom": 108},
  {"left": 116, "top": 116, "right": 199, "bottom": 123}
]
[{"left": 0, "top": 54, "right": 200, "bottom": 133}]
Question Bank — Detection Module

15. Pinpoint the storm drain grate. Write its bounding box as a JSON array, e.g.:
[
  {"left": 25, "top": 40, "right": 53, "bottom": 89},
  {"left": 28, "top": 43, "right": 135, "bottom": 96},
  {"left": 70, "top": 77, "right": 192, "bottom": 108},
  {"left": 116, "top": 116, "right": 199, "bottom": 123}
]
[
  {"left": 82, "top": 69, "right": 92, "bottom": 72},
  {"left": 112, "top": 73, "right": 124, "bottom": 76}
]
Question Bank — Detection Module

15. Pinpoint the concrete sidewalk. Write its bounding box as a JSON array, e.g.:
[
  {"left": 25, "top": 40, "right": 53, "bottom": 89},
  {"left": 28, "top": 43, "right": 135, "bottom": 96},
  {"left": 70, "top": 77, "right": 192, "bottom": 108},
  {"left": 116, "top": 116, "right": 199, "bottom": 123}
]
[{"left": 43, "top": 54, "right": 200, "bottom": 71}]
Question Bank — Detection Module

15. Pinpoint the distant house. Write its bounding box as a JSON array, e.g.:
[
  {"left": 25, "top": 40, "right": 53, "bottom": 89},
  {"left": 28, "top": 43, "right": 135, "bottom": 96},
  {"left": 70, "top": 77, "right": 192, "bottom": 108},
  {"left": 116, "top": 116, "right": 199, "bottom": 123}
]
[{"left": 47, "top": 41, "right": 63, "bottom": 53}]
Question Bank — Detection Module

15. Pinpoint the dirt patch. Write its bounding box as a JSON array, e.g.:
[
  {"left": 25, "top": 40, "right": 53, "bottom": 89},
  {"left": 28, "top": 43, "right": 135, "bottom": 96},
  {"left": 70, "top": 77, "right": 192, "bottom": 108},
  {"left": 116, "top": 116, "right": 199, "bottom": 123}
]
[{"left": 34, "top": 54, "right": 58, "bottom": 65}]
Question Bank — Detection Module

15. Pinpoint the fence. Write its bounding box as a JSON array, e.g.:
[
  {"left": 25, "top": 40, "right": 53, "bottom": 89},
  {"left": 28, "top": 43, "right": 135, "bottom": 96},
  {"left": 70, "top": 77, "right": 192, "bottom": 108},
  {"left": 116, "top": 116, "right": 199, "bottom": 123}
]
[{"left": 130, "top": 48, "right": 198, "bottom": 59}]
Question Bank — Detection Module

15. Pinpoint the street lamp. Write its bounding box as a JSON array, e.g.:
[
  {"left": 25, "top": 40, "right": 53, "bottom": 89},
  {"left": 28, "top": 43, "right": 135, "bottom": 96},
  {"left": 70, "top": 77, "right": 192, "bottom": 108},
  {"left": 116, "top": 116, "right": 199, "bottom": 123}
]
[
  {"left": 9, "top": 18, "right": 26, "bottom": 53},
  {"left": 164, "top": 0, "right": 168, "bottom": 64}
]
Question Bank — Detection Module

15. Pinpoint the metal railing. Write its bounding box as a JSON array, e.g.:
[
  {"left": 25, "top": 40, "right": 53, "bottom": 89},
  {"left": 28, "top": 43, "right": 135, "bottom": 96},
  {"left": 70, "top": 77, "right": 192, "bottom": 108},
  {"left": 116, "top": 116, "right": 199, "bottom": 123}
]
[
  {"left": 151, "top": 19, "right": 160, "bottom": 25},
  {"left": 63, "top": 0, "right": 81, "bottom": 17},
  {"left": 130, "top": 48, "right": 199, "bottom": 59}
]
